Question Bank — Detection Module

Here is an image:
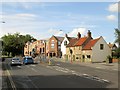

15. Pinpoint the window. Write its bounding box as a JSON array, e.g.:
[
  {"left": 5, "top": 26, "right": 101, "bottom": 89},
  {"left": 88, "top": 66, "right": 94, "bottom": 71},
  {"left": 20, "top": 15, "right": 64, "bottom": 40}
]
[
  {"left": 87, "top": 55, "right": 91, "bottom": 58},
  {"left": 64, "top": 41, "right": 67, "bottom": 45},
  {"left": 58, "top": 46, "right": 61, "bottom": 49},
  {"left": 58, "top": 41, "right": 61, "bottom": 45},
  {"left": 51, "top": 43, "right": 54, "bottom": 48},
  {"left": 53, "top": 53, "right": 56, "bottom": 56},
  {"left": 25, "top": 45, "right": 27, "bottom": 48},
  {"left": 40, "top": 48, "right": 42, "bottom": 53},
  {"left": 43, "top": 48, "right": 45, "bottom": 53},
  {"left": 51, "top": 40, "right": 54, "bottom": 43},
  {"left": 76, "top": 57, "right": 79, "bottom": 59},
  {"left": 82, "top": 55, "right": 85, "bottom": 59},
  {"left": 100, "top": 44, "right": 104, "bottom": 50}
]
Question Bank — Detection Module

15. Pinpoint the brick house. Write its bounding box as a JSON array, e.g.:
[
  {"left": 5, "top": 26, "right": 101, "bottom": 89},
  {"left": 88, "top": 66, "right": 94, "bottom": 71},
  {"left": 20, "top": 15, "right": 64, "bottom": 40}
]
[
  {"left": 36, "top": 40, "right": 46, "bottom": 56},
  {"left": 24, "top": 41, "right": 33, "bottom": 56},
  {"left": 47, "top": 35, "right": 64, "bottom": 58}
]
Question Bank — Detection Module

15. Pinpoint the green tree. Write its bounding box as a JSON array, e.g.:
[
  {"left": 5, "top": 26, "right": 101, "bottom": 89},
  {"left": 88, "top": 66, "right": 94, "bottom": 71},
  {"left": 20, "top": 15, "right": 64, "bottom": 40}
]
[
  {"left": 114, "top": 28, "right": 120, "bottom": 58},
  {"left": 2, "top": 33, "right": 37, "bottom": 57}
]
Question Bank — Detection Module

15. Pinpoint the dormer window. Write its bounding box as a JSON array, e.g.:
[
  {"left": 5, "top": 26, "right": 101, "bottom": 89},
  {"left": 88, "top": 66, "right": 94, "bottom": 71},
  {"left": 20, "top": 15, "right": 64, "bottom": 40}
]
[{"left": 64, "top": 41, "right": 67, "bottom": 45}]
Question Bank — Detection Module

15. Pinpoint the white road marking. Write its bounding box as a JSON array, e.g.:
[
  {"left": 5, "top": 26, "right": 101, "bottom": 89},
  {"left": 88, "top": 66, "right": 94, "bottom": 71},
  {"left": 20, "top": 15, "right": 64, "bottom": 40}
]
[
  {"left": 96, "top": 67, "right": 102, "bottom": 69},
  {"left": 46, "top": 65, "right": 110, "bottom": 83},
  {"left": 101, "top": 79, "right": 110, "bottom": 83},
  {"left": 31, "top": 68, "right": 37, "bottom": 72},
  {"left": 82, "top": 74, "right": 89, "bottom": 76},
  {"left": 17, "top": 66, "right": 21, "bottom": 68},
  {"left": 71, "top": 70, "right": 75, "bottom": 73},
  {"left": 30, "top": 65, "right": 36, "bottom": 67},
  {"left": 113, "top": 69, "right": 118, "bottom": 71}
]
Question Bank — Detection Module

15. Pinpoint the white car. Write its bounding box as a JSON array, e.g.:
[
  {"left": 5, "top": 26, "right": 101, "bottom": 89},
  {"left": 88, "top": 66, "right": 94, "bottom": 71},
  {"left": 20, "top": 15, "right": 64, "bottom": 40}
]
[{"left": 11, "top": 57, "right": 22, "bottom": 66}]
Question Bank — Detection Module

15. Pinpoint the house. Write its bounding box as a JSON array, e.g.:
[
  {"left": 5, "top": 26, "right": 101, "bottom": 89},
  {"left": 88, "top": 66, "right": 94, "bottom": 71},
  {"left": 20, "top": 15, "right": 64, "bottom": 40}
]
[
  {"left": 66, "top": 30, "right": 92, "bottom": 62},
  {"left": 61, "top": 34, "right": 75, "bottom": 59},
  {"left": 24, "top": 41, "right": 32, "bottom": 56},
  {"left": 108, "top": 43, "right": 117, "bottom": 57},
  {"left": 66, "top": 30, "right": 111, "bottom": 62},
  {"left": 82, "top": 36, "right": 111, "bottom": 62},
  {"left": 36, "top": 40, "right": 46, "bottom": 56},
  {"left": 108, "top": 43, "right": 117, "bottom": 51},
  {"left": 47, "top": 35, "right": 64, "bottom": 58}
]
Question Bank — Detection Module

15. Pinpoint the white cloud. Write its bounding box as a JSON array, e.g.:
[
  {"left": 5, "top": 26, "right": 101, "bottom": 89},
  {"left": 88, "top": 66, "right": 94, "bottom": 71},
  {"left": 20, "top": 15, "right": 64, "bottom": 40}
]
[
  {"left": 16, "top": 13, "right": 36, "bottom": 17},
  {"left": 108, "top": 3, "right": 118, "bottom": 12},
  {"left": 68, "top": 27, "right": 86, "bottom": 37},
  {"left": 106, "top": 14, "right": 116, "bottom": 21}
]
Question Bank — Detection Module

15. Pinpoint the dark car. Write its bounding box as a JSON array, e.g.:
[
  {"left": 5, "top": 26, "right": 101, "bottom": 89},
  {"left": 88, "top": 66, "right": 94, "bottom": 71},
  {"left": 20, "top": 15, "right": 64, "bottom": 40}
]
[{"left": 23, "top": 56, "right": 34, "bottom": 65}]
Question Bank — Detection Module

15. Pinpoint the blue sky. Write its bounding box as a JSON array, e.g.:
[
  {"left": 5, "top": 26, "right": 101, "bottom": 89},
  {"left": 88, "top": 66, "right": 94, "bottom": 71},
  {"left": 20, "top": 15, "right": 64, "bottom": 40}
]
[{"left": 0, "top": 2, "right": 118, "bottom": 43}]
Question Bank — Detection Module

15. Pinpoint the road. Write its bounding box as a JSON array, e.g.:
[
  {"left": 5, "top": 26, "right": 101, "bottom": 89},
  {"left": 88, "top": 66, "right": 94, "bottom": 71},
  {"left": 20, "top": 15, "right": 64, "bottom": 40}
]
[{"left": 2, "top": 58, "right": 119, "bottom": 89}]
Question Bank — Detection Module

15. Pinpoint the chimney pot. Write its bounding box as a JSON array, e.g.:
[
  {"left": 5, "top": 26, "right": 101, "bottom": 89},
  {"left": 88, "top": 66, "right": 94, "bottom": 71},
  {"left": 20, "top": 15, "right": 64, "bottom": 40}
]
[
  {"left": 77, "top": 32, "right": 81, "bottom": 39},
  {"left": 87, "top": 30, "right": 91, "bottom": 37}
]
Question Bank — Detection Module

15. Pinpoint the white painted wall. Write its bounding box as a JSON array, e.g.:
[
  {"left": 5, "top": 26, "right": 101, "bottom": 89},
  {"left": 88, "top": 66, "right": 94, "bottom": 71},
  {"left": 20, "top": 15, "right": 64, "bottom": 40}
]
[
  {"left": 61, "top": 37, "right": 70, "bottom": 58},
  {"left": 92, "top": 37, "right": 111, "bottom": 62}
]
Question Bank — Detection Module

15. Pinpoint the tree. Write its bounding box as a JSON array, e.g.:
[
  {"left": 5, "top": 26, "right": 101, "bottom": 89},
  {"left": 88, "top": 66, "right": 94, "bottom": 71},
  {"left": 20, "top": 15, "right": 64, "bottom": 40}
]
[
  {"left": 1, "top": 33, "right": 37, "bottom": 57},
  {"left": 115, "top": 28, "right": 120, "bottom": 47},
  {"left": 114, "top": 28, "right": 120, "bottom": 58}
]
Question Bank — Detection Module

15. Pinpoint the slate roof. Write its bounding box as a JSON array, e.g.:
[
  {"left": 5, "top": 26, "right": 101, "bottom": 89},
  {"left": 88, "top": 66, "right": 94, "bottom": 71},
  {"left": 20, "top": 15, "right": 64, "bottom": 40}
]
[{"left": 54, "top": 36, "right": 64, "bottom": 42}]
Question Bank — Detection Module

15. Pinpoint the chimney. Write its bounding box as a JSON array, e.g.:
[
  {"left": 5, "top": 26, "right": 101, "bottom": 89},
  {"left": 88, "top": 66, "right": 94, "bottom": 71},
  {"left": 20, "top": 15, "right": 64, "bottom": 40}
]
[
  {"left": 77, "top": 32, "right": 81, "bottom": 39},
  {"left": 87, "top": 30, "right": 91, "bottom": 37},
  {"left": 65, "top": 33, "right": 68, "bottom": 37}
]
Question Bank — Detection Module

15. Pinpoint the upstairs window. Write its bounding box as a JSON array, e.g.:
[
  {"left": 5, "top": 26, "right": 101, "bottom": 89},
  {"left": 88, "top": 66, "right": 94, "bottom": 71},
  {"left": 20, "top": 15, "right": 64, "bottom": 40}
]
[
  {"left": 58, "top": 41, "right": 61, "bottom": 45},
  {"left": 51, "top": 43, "right": 54, "bottom": 48},
  {"left": 25, "top": 45, "right": 27, "bottom": 48},
  {"left": 64, "top": 41, "right": 67, "bottom": 45},
  {"left": 100, "top": 44, "right": 104, "bottom": 50},
  {"left": 51, "top": 40, "right": 54, "bottom": 44}
]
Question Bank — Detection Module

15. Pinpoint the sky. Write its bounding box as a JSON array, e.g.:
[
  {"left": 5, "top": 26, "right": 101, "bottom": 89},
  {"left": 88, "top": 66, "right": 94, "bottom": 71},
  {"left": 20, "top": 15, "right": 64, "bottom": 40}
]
[{"left": 0, "top": 2, "right": 119, "bottom": 43}]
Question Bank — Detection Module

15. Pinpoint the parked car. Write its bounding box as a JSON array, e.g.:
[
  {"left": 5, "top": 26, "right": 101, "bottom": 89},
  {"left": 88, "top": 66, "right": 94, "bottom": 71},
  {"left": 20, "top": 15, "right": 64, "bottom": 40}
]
[
  {"left": 11, "top": 57, "right": 22, "bottom": 66},
  {"left": 23, "top": 56, "right": 34, "bottom": 65}
]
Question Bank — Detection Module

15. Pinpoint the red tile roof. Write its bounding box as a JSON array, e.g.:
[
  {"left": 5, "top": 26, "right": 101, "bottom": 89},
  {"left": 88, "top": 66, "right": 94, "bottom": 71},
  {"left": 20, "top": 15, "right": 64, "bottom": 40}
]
[
  {"left": 83, "top": 38, "right": 100, "bottom": 50},
  {"left": 74, "top": 37, "right": 88, "bottom": 46}
]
